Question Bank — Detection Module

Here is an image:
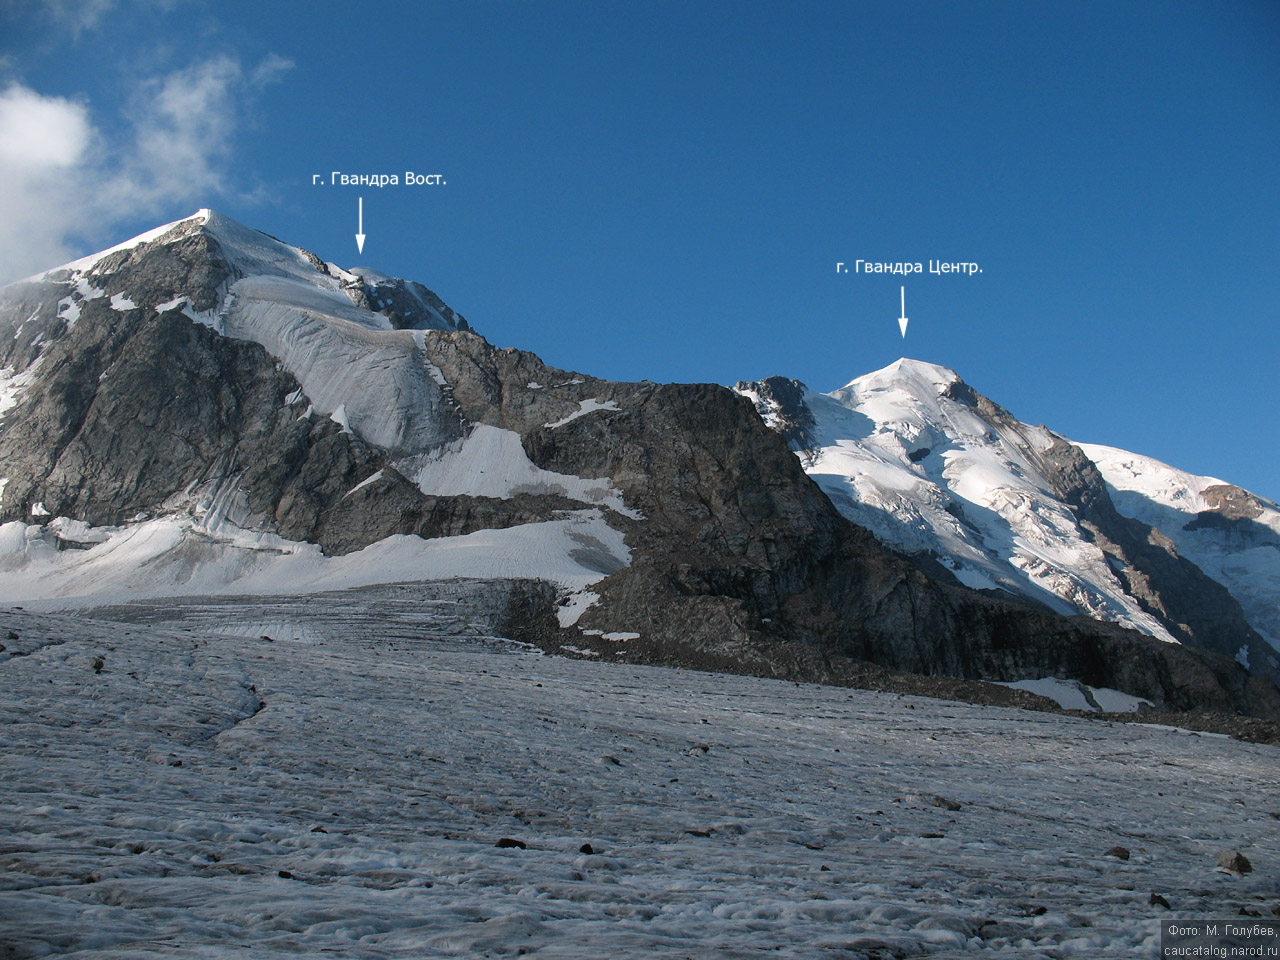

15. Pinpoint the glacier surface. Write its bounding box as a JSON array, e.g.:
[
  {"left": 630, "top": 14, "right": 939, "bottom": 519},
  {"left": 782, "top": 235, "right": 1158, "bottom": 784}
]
[{"left": 0, "top": 598, "right": 1275, "bottom": 957}]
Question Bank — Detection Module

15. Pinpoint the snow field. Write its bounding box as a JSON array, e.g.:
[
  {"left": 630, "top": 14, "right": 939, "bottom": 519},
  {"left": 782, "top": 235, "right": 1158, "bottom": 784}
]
[
  {"left": 0, "top": 508, "right": 628, "bottom": 605},
  {"left": 2, "top": 592, "right": 1278, "bottom": 958}
]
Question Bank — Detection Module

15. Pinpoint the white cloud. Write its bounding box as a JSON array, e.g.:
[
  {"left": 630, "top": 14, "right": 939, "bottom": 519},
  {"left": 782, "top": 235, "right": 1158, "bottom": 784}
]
[
  {"left": 0, "top": 85, "right": 97, "bottom": 278},
  {"left": 0, "top": 84, "right": 91, "bottom": 167},
  {"left": 129, "top": 56, "right": 243, "bottom": 199},
  {"left": 0, "top": 54, "right": 292, "bottom": 284},
  {"left": 250, "top": 53, "right": 295, "bottom": 87}
]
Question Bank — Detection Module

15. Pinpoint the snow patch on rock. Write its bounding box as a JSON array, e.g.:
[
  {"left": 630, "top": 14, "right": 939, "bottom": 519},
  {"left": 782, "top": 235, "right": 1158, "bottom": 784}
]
[
  {"left": 343, "top": 470, "right": 384, "bottom": 499},
  {"left": 557, "top": 590, "right": 599, "bottom": 627},
  {"left": 400, "top": 424, "right": 640, "bottom": 518},
  {"left": 0, "top": 363, "right": 39, "bottom": 416},
  {"left": 996, "top": 677, "right": 1153, "bottom": 713},
  {"left": 545, "top": 398, "right": 620, "bottom": 429}
]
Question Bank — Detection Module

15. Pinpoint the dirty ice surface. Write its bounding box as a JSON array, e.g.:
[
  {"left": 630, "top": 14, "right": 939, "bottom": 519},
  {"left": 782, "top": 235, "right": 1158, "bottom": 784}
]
[{"left": 2, "top": 587, "right": 1278, "bottom": 959}]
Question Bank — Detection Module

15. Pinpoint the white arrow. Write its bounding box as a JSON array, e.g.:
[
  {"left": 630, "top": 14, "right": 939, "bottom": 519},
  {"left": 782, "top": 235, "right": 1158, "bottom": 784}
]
[
  {"left": 898, "top": 285, "right": 909, "bottom": 338},
  {"left": 355, "top": 196, "right": 366, "bottom": 255}
]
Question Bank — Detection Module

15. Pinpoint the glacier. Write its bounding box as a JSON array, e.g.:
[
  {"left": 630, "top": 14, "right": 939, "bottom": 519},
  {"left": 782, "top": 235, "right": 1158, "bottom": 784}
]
[{"left": 1, "top": 600, "right": 1276, "bottom": 957}]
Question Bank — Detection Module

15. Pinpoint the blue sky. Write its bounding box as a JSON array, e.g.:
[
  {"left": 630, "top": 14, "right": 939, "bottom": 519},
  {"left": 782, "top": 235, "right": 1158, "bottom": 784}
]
[{"left": 3, "top": 0, "right": 1278, "bottom": 498}]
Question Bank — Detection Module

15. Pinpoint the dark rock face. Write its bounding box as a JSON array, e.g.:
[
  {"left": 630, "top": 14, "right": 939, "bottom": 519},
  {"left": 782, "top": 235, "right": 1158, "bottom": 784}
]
[
  {"left": 416, "top": 333, "right": 1276, "bottom": 719},
  {"left": 1, "top": 214, "right": 1273, "bottom": 721},
  {"left": 0, "top": 231, "right": 248, "bottom": 524},
  {"left": 734, "top": 376, "right": 820, "bottom": 462}
]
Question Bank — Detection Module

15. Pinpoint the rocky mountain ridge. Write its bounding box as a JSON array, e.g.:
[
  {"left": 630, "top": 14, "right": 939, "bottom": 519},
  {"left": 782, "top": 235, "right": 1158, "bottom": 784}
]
[{"left": 0, "top": 211, "right": 1274, "bottom": 720}]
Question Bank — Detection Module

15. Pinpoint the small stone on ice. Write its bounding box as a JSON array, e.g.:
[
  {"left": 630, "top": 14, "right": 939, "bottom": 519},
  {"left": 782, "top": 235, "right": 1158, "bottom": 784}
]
[{"left": 1215, "top": 850, "right": 1253, "bottom": 874}]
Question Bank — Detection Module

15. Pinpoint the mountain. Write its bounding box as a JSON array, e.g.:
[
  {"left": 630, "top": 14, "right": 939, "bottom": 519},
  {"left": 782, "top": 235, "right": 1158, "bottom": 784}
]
[
  {"left": 0, "top": 211, "right": 1274, "bottom": 720},
  {"left": 736, "top": 360, "right": 1278, "bottom": 684},
  {"left": 1079, "top": 444, "right": 1280, "bottom": 663}
]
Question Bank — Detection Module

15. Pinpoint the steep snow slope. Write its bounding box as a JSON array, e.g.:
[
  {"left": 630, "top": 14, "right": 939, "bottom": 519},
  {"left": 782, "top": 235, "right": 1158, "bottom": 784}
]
[
  {"left": 739, "top": 360, "right": 1176, "bottom": 640},
  {"left": 1079, "top": 443, "right": 1280, "bottom": 662}
]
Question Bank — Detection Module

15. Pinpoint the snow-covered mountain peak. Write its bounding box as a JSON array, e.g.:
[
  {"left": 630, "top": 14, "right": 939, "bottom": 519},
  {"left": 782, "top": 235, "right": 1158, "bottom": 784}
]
[
  {"left": 741, "top": 360, "right": 1245, "bottom": 651},
  {"left": 15, "top": 208, "right": 339, "bottom": 314},
  {"left": 20, "top": 208, "right": 294, "bottom": 287},
  {"left": 191, "top": 208, "right": 331, "bottom": 286},
  {"left": 15, "top": 209, "right": 468, "bottom": 336},
  {"left": 739, "top": 355, "right": 1278, "bottom": 677},
  {"left": 845, "top": 357, "right": 960, "bottom": 392},
  {"left": 827, "top": 358, "right": 965, "bottom": 431},
  {"left": 0, "top": 211, "right": 637, "bottom": 614},
  {"left": 814, "top": 362, "right": 974, "bottom": 466},
  {"left": 16, "top": 209, "right": 211, "bottom": 285},
  {"left": 2, "top": 208, "right": 471, "bottom": 457}
]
